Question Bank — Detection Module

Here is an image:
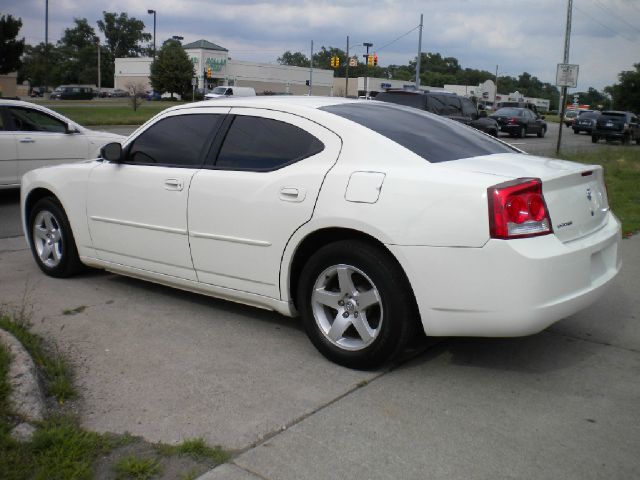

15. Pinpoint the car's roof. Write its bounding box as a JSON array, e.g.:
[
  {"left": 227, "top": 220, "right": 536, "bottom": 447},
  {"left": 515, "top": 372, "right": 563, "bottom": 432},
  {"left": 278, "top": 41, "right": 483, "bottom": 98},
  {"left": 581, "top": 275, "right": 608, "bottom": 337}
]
[{"left": 168, "top": 95, "right": 361, "bottom": 114}]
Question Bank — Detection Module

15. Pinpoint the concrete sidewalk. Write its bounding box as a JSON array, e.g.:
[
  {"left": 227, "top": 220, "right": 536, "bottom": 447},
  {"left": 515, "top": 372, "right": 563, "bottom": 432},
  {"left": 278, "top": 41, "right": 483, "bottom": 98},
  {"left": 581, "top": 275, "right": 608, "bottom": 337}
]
[{"left": 1, "top": 235, "right": 639, "bottom": 479}]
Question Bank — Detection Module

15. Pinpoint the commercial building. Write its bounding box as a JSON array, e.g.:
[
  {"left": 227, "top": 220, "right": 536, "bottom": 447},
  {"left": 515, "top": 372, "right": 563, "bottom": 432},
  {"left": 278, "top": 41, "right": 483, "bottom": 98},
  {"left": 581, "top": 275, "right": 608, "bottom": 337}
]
[{"left": 114, "top": 39, "right": 334, "bottom": 96}]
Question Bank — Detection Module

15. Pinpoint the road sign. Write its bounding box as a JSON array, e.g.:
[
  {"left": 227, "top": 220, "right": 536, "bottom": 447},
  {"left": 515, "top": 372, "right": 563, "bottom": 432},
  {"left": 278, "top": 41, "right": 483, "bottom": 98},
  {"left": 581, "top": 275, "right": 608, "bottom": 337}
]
[
  {"left": 349, "top": 57, "right": 357, "bottom": 67},
  {"left": 556, "top": 63, "right": 579, "bottom": 88},
  {"left": 191, "top": 77, "right": 197, "bottom": 86}
]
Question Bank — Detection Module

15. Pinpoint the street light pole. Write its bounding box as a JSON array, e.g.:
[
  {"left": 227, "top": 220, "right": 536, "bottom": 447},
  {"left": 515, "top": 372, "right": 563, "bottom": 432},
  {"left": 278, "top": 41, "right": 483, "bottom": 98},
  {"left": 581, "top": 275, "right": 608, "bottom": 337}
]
[
  {"left": 97, "top": 39, "right": 101, "bottom": 94},
  {"left": 363, "top": 42, "right": 373, "bottom": 98},
  {"left": 147, "top": 9, "right": 156, "bottom": 58},
  {"left": 44, "top": 0, "right": 48, "bottom": 94}
]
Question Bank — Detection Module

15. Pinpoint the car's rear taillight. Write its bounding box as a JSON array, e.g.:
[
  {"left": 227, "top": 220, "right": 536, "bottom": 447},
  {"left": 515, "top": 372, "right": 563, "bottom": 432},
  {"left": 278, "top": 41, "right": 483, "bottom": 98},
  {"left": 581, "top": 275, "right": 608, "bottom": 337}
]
[
  {"left": 488, "top": 178, "right": 553, "bottom": 239},
  {"left": 508, "top": 117, "right": 518, "bottom": 125}
]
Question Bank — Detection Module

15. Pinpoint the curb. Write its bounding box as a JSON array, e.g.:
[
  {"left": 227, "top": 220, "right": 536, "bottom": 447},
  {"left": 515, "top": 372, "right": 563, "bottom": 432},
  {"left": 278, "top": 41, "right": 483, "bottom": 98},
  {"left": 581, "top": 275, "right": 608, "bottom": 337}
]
[{"left": 0, "top": 328, "right": 46, "bottom": 441}]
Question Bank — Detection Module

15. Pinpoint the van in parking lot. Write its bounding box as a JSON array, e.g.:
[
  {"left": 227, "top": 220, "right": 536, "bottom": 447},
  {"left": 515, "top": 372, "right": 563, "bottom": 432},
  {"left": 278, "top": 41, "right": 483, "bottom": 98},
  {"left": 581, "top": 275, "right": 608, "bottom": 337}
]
[{"left": 204, "top": 86, "right": 256, "bottom": 99}]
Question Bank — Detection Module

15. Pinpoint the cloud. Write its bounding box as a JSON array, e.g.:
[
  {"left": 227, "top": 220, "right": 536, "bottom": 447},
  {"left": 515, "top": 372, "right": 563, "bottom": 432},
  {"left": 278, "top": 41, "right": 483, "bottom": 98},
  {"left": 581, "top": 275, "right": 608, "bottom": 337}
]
[{"left": 5, "top": 0, "right": 638, "bottom": 90}]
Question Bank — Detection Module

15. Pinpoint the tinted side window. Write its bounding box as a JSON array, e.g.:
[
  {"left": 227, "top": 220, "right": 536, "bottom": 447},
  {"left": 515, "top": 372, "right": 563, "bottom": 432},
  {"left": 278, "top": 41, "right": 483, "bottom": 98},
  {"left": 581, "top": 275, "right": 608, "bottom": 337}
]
[
  {"left": 321, "top": 103, "right": 516, "bottom": 163},
  {"left": 426, "top": 95, "right": 449, "bottom": 114},
  {"left": 376, "top": 93, "right": 427, "bottom": 110},
  {"left": 127, "top": 114, "right": 224, "bottom": 167},
  {"left": 460, "top": 98, "right": 477, "bottom": 117},
  {"left": 444, "top": 96, "right": 462, "bottom": 114},
  {"left": 8, "top": 107, "right": 67, "bottom": 133},
  {"left": 216, "top": 116, "right": 324, "bottom": 171}
]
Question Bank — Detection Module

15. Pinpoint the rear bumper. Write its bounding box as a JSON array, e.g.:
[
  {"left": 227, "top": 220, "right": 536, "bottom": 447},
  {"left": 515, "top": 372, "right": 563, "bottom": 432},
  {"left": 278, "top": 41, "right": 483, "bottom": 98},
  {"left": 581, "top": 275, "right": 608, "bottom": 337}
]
[
  {"left": 593, "top": 129, "right": 625, "bottom": 139},
  {"left": 388, "top": 213, "right": 621, "bottom": 337}
]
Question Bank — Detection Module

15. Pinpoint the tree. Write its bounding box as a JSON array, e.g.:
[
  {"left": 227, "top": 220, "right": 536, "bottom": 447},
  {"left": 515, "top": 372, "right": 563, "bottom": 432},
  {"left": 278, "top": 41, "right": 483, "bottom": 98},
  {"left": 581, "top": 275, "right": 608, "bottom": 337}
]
[
  {"left": 606, "top": 63, "right": 640, "bottom": 112},
  {"left": 149, "top": 39, "right": 194, "bottom": 97},
  {"left": 277, "top": 51, "right": 310, "bottom": 67},
  {"left": 18, "top": 42, "right": 64, "bottom": 86},
  {"left": 97, "top": 12, "right": 151, "bottom": 58},
  {"left": 56, "top": 18, "right": 100, "bottom": 85},
  {"left": 0, "top": 14, "right": 25, "bottom": 74}
]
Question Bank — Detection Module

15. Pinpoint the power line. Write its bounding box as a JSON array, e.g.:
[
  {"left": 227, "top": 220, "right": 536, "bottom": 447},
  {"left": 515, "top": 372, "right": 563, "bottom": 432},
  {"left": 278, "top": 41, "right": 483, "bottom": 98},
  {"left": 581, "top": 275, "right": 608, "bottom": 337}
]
[
  {"left": 574, "top": 3, "right": 637, "bottom": 42},
  {"left": 593, "top": 0, "right": 640, "bottom": 35},
  {"left": 376, "top": 25, "right": 420, "bottom": 52}
]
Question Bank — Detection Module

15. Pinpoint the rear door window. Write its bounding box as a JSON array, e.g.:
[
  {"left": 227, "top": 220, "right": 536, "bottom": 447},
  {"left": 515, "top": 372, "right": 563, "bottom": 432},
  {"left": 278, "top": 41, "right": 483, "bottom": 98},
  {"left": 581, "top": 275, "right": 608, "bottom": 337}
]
[{"left": 215, "top": 116, "right": 324, "bottom": 171}]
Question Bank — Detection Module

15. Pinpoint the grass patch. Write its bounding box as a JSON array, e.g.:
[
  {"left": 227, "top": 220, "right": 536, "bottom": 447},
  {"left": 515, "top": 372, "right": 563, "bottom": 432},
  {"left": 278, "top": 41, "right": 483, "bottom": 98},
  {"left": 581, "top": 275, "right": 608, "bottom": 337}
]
[
  {"left": 556, "top": 146, "right": 640, "bottom": 236},
  {"left": 0, "top": 311, "right": 227, "bottom": 479},
  {"left": 0, "top": 313, "right": 75, "bottom": 402},
  {"left": 114, "top": 455, "right": 163, "bottom": 480},
  {"left": 544, "top": 114, "right": 560, "bottom": 123},
  {"left": 155, "top": 437, "right": 231, "bottom": 464},
  {"left": 46, "top": 103, "right": 180, "bottom": 126}
]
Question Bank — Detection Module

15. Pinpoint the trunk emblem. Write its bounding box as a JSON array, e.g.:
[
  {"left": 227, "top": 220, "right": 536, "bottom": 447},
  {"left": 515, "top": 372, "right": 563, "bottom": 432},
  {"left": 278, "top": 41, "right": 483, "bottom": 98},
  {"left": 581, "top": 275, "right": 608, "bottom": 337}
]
[{"left": 586, "top": 188, "right": 592, "bottom": 201}]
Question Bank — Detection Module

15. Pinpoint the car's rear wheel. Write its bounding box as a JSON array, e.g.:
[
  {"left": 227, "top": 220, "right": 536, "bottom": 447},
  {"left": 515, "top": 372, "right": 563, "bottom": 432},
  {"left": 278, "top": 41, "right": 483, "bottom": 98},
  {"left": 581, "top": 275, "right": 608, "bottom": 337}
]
[
  {"left": 623, "top": 133, "right": 631, "bottom": 145},
  {"left": 592, "top": 135, "right": 599, "bottom": 143},
  {"left": 519, "top": 126, "right": 526, "bottom": 138},
  {"left": 573, "top": 129, "right": 579, "bottom": 134},
  {"left": 29, "top": 197, "right": 83, "bottom": 278},
  {"left": 297, "top": 240, "right": 416, "bottom": 369}
]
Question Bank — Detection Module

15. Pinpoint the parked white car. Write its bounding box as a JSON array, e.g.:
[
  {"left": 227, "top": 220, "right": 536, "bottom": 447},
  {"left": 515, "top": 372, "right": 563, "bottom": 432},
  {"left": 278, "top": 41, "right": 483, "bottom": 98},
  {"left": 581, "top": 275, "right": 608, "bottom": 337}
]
[
  {"left": 20, "top": 97, "right": 621, "bottom": 368},
  {"left": 0, "top": 100, "right": 125, "bottom": 189}
]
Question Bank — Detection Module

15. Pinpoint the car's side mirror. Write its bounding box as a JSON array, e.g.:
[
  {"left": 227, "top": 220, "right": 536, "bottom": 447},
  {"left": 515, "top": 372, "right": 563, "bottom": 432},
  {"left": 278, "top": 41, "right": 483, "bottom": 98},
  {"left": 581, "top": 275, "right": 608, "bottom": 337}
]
[
  {"left": 540, "top": 115, "right": 546, "bottom": 120},
  {"left": 479, "top": 110, "right": 487, "bottom": 118},
  {"left": 65, "top": 123, "right": 80, "bottom": 134},
  {"left": 101, "top": 142, "right": 123, "bottom": 163}
]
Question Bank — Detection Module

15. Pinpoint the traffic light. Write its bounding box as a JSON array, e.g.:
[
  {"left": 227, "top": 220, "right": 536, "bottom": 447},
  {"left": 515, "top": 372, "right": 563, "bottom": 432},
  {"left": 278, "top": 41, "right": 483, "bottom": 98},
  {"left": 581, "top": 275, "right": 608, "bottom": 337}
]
[
  {"left": 207, "top": 66, "right": 212, "bottom": 79},
  {"left": 373, "top": 53, "right": 378, "bottom": 66},
  {"left": 367, "top": 54, "right": 373, "bottom": 66},
  {"left": 330, "top": 56, "right": 340, "bottom": 68}
]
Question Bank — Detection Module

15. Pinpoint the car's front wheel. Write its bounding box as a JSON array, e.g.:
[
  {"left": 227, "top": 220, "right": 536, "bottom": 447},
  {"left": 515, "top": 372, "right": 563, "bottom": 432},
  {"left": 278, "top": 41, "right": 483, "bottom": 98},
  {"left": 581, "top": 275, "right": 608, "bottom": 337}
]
[
  {"left": 28, "top": 197, "right": 83, "bottom": 278},
  {"left": 297, "top": 240, "right": 416, "bottom": 369},
  {"left": 592, "top": 135, "right": 599, "bottom": 143},
  {"left": 537, "top": 127, "right": 546, "bottom": 138}
]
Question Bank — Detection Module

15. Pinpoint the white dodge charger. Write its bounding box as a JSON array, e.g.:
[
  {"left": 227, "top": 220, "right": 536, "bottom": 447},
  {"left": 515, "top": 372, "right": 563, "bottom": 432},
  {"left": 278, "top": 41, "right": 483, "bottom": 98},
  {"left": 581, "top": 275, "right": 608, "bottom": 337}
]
[{"left": 20, "top": 97, "right": 621, "bottom": 369}]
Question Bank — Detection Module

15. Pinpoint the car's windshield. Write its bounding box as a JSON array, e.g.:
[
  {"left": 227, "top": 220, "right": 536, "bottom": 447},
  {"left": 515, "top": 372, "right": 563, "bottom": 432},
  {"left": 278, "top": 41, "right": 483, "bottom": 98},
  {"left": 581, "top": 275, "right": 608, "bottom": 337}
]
[
  {"left": 211, "top": 87, "right": 228, "bottom": 95},
  {"left": 494, "top": 108, "right": 523, "bottom": 116},
  {"left": 321, "top": 102, "right": 517, "bottom": 163}
]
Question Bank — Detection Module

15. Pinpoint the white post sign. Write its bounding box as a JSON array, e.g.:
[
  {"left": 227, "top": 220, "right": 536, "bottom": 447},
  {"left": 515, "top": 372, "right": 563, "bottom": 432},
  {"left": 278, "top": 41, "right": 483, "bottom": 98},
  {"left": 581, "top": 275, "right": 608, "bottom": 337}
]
[{"left": 556, "top": 63, "right": 579, "bottom": 88}]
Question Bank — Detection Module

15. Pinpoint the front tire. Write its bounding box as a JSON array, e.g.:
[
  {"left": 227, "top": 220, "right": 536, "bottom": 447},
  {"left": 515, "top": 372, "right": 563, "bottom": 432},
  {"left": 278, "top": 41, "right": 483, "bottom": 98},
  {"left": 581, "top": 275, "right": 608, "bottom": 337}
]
[
  {"left": 28, "top": 197, "right": 83, "bottom": 278},
  {"left": 537, "top": 127, "right": 546, "bottom": 138},
  {"left": 297, "top": 240, "right": 416, "bottom": 369},
  {"left": 592, "top": 135, "right": 599, "bottom": 144}
]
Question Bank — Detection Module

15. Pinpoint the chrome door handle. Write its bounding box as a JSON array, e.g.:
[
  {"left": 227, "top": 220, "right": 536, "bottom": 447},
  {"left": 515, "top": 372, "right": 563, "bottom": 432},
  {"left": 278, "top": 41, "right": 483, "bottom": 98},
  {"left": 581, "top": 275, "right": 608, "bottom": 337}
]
[
  {"left": 164, "top": 178, "right": 184, "bottom": 191},
  {"left": 19, "top": 137, "right": 35, "bottom": 143}
]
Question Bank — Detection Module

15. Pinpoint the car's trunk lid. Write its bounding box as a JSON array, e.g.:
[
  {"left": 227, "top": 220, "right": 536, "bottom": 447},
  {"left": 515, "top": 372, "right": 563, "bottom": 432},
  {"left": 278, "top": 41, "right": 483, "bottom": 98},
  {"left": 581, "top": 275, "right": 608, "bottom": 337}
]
[{"left": 442, "top": 153, "right": 610, "bottom": 242}]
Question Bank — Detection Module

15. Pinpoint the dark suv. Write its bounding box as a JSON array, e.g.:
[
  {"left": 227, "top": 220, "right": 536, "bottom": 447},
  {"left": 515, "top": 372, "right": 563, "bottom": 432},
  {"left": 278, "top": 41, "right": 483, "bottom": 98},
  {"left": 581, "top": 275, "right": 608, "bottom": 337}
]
[
  {"left": 592, "top": 111, "right": 640, "bottom": 144},
  {"left": 375, "top": 90, "right": 499, "bottom": 136}
]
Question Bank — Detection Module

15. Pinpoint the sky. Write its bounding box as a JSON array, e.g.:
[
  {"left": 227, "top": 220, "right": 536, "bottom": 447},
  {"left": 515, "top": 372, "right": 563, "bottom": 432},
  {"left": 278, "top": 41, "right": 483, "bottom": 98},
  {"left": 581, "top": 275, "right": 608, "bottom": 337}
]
[{"left": 3, "top": 0, "right": 639, "bottom": 92}]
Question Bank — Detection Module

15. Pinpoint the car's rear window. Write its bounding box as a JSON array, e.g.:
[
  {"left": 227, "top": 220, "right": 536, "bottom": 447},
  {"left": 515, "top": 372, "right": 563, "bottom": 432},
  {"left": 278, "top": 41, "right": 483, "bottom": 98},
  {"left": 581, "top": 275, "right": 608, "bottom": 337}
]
[
  {"left": 321, "top": 102, "right": 516, "bottom": 163},
  {"left": 601, "top": 112, "right": 625, "bottom": 118},
  {"left": 495, "top": 108, "right": 524, "bottom": 116}
]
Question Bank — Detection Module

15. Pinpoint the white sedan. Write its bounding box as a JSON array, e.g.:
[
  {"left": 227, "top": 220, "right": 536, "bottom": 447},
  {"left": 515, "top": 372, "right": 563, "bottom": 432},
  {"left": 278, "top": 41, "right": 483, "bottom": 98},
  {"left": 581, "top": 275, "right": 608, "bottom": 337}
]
[
  {"left": 20, "top": 97, "right": 621, "bottom": 369},
  {"left": 0, "top": 99, "right": 125, "bottom": 189}
]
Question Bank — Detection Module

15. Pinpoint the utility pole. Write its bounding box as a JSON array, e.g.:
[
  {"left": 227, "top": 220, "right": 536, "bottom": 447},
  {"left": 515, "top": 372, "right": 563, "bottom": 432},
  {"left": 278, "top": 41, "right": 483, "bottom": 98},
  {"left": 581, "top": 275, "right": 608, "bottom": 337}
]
[
  {"left": 147, "top": 10, "right": 157, "bottom": 58},
  {"left": 494, "top": 65, "right": 498, "bottom": 109},
  {"left": 363, "top": 42, "right": 373, "bottom": 98},
  {"left": 345, "top": 36, "right": 349, "bottom": 98},
  {"left": 44, "top": 0, "right": 48, "bottom": 95},
  {"left": 97, "top": 39, "right": 101, "bottom": 94},
  {"left": 415, "top": 13, "right": 423, "bottom": 89},
  {"left": 309, "top": 40, "right": 314, "bottom": 95},
  {"left": 556, "top": 0, "right": 573, "bottom": 155}
]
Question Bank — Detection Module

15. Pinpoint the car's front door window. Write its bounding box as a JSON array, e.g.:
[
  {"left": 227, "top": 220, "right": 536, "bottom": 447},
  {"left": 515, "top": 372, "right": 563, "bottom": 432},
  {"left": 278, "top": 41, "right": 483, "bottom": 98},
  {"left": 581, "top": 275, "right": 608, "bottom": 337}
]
[
  {"left": 127, "top": 114, "right": 224, "bottom": 167},
  {"left": 8, "top": 107, "right": 67, "bottom": 133}
]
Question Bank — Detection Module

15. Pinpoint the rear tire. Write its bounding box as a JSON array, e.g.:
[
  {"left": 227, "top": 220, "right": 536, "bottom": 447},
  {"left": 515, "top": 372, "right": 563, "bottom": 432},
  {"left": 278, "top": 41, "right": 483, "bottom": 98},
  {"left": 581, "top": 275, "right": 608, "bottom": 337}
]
[
  {"left": 591, "top": 135, "right": 599, "bottom": 144},
  {"left": 623, "top": 134, "right": 630, "bottom": 145},
  {"left": 519, "top": 126, "right": 526, "bottom": 138},
  {"left": 28, "top": 197, "right": 84, "bottom": 278},
  {"left": 297, "top": 240, "right": 417, "bottom": 369}
]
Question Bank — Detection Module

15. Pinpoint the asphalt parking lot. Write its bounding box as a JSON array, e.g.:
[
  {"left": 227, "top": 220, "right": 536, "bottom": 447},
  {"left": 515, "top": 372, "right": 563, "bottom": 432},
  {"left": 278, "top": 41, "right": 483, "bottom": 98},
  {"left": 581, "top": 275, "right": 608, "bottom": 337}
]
[{"left": 1, "top": 122, "right": 639, "bottom": 479}]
